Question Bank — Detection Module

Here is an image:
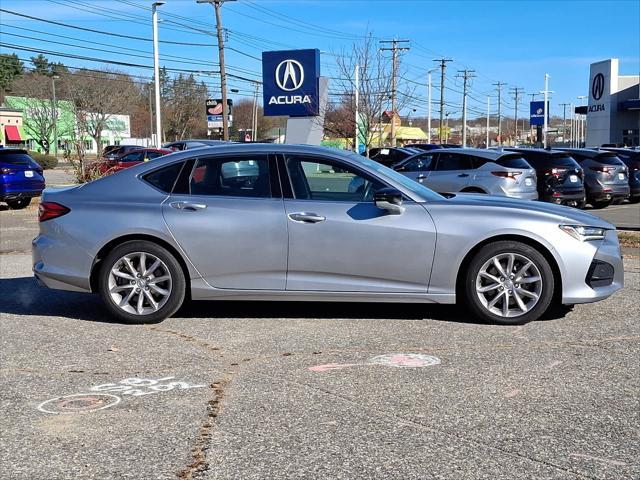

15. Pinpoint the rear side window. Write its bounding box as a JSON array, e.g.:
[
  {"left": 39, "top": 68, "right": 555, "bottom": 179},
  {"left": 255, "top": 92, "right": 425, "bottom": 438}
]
[
  {"left": 188, "top": 155, "right": 271, "bottom": 198},
  {"left": 142, "top": 162, "right": 185, "bottom": 193},
  {"left": 495, "top": 155, "right": 531, "bottom": 168},
  {"left": 435, "top": 153, "right": 473, "bottom": 170},
  {"left": 121, "top": 151, "right": 145, "bottom": 162},
  {"left": 595, "top": 154, "right": 624, "bottom": 165},
  {"left": 0, "top": 152, "right": 32, "bottom": 165}
]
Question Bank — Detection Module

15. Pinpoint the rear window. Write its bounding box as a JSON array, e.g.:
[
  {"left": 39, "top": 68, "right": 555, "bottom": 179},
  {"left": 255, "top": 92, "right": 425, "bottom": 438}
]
[
  {"left": 595, "top": 154, "right": 624, "bottom": 165},
  {"left": 548, "top": 155, "right": 577, "bottom": 168},
  {"left": 0, "top": 152, "right": 33, "bottom": 165},
  {"left": 495, "top": 155, "right": 531, "bottom": 169},
  {"left": 142, "top": 162, "right": 185, "bottom": 193}
]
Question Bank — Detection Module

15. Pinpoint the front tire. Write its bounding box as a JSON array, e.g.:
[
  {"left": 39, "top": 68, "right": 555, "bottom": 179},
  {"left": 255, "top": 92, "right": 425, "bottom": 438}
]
[
  {"left": 463, "top": 241, "right": 554, "bottom": 325},
  {"left": 98, "top": 240, "right": 185, "bottom": 324},
  {"left": 6, "top": 198, "right": 31, "bottom": 209}
]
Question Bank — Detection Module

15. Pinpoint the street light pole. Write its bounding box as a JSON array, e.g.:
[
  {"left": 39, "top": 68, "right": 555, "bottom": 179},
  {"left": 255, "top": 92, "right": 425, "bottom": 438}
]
[
  {"left": 252, "top": 82, "right": 259, "bottom": 141},
  {"left": 148, "top": 83, "right": 154, "bottom": 147},
  {"left": 486, "top": 96, "right": 490, "bottom": 148},
  {"left": 427, "top": 68, "right": 436, "bottom": 144},
  {"left": 197, "top": 0, "right": 235, "bottom": 141},
  {"left": 51, "top": 74, "right": 59, "bottom": 159},
  {"left": 152, "top": 1, "right": 164, "bottom": 148},
  {"left": 577, "top": 95, "right": 587, "bottom": 147}
]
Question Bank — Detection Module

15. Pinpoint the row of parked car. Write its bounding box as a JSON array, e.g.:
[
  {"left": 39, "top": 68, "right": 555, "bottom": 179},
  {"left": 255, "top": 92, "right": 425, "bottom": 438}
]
[{"left": 365, "top": 144, "right": 639, "bottom": 208}]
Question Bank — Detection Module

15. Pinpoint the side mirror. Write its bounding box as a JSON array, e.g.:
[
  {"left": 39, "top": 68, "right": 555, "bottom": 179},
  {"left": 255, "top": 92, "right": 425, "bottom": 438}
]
[{"left": 374, "top": 187, "right": 405, "bottom": 215}]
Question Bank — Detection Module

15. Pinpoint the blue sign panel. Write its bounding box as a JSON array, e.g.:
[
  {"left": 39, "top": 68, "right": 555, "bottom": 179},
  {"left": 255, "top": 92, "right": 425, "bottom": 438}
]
[
  {"left": 530, "top": 101, "right": 548, "bottom": 126},
  {"left": 263, "top": 49, "right": 320, "bottom": 117}
]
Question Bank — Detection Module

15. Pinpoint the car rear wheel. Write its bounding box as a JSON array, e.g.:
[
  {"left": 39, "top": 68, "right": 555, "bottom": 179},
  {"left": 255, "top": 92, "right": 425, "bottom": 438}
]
[
  {"left": 98, "top": 240, "right": 185, "bottom": 324},
  {"left": 463, "top": 241, "right": 554, "bottom": 325},
  {"left": 6, "top": 198, "right": 31, "bottom": 209}
]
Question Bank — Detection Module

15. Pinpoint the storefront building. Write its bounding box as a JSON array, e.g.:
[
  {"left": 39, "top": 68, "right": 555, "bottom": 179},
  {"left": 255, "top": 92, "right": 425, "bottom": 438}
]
[{"left": 586, "top": 59, "right": 640, "bottom": 147}]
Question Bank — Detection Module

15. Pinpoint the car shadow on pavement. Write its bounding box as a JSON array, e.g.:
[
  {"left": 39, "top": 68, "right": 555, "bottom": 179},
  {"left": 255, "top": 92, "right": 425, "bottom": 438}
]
[{"left": 0, "top": 276, "right": 571, "bottom": 325}]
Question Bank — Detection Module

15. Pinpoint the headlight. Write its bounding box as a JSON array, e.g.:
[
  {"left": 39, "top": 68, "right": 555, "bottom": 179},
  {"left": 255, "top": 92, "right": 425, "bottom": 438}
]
[{"left": 559, "top": 225, "right": 606, "bottom": 241}]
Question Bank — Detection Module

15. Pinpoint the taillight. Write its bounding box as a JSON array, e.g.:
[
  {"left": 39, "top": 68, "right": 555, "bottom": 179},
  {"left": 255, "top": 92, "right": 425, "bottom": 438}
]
[
  {"left": 590, "top": 166, "right": 615, "bottom": 173},
  {"left": 543, "top": 168, "right": 566, "bottom": 177},
  {"left": 491, "top": 171, "right": 522, "bottom": 180},
  {"left": 39, "top": 202, "right": 70, "bottom": 222},
  {"left": 1, "top": 167, "right": 16, "bottom": 174}
]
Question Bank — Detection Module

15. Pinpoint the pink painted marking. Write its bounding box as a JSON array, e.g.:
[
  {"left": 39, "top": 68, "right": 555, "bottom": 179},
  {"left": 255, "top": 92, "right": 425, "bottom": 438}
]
[{"left": 308, "top": 363, "right": 357, "bottom": 372}]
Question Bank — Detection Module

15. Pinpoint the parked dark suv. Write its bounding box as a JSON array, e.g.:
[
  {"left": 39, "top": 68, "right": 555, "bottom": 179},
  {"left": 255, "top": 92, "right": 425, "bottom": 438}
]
[
  {"left": 599, "top": 147, "right": 640, "bottom": 203},
  {"left": 555, "top": 149, "right": 630, "bottom": 208},
  {"left": 0, "top": 149, "right": 45, "bottom": 209},
  {"left": 504, "top": 148, "right": 586, "bottom": 207}
]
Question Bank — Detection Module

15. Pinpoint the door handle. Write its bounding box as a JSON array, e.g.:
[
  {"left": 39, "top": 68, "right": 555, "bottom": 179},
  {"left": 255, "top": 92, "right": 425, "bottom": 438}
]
[
  {"left": 458, "top": 173, "right": 470, "bottom": 177},
  {"left": 416, "top": 174, "right": 427, "bottom": 180},
  {"left": 170, "top": 201, "right": 207, "bottom": 211},
  {"left": 288, "top": 212, "right": 326, "bottom": 223}
]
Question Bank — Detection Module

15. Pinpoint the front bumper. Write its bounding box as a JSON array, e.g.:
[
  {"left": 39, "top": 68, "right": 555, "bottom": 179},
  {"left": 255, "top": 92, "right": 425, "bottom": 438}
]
[{"left": 561, "top": 230, "right": 624, "bottom": 304}]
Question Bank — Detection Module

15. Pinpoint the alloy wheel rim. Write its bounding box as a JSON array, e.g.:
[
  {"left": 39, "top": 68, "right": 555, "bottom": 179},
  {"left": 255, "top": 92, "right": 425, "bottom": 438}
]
[
  {"left": 475, "top": 253, "right": 543, "bottom": 318},
  {"left": 108, "top": 252, "right": 172, "bottom": 316}
]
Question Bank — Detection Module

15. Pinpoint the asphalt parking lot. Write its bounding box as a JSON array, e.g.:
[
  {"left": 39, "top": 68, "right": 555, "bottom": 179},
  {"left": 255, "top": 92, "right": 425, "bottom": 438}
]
[{"left": 1, "top": 191, "right": 639, "bottom": 479}]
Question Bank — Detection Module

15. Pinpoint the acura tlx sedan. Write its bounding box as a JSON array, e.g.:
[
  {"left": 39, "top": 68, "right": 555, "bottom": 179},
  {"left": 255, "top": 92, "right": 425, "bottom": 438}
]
[{"left": 32, "top": 144, "right": 623, "bottom": 325}]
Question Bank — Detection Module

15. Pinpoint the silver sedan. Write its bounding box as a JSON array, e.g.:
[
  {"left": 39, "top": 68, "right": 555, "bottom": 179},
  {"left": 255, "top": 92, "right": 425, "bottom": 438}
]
[{"left": 33, "top": 144, "right": 623, "bottom": 325}]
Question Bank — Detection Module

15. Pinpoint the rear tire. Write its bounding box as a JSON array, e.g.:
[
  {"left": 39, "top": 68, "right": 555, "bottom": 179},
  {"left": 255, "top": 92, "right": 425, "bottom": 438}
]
[
  {"left": 462, "top": 241, "right": 554, "bottom": 325},
  {"left": 98, "top": 240, "right": 185, "bottom": 324},
  {"left": 6, "top": 198, "right": 31, "bottom": 209}
]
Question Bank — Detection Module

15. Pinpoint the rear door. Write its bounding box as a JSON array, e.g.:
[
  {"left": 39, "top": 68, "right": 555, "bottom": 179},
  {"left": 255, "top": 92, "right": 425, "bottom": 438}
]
[
  {"left": 426, "top": 152, "right": 473, "bottom": 192},
  {"left": 162, "top": 153, "right": 288, "bottom": 290}
]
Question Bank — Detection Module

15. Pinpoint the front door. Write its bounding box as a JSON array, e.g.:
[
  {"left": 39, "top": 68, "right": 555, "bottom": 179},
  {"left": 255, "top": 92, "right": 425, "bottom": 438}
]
[
  {"left": 282, "top": 154, "right": 437, "bottom": 292},
  {"left": 162, "top": 154, "right": 287, "bottom": 290}
]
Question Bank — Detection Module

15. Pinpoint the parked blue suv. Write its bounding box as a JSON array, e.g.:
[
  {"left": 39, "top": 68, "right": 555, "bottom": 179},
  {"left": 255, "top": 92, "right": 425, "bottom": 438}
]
[{"left": 0, "top": 149, "right": 45, "bottom": 209}]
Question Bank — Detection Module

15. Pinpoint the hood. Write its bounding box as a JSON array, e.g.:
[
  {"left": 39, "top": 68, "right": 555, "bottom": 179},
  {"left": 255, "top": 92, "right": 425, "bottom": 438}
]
[{"left": 447, "top": 193, "right": 614, "bottom": 229}]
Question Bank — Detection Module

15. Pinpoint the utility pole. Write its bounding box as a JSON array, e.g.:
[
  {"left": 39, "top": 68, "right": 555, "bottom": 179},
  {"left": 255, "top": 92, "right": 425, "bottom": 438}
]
[
  {"left": 486, "top": 96, "right": 490, "bottom": 148},
  {"left": 509, "top": 87, "right": 524, "bottom": 144},
  {"left": 559, "top": 102, "right": 570, "bottom": 145},
  {"left": 198, "top": 0, "right": 235, "bottom": 141},
  {"left": 493, "top": 81, "right": 506, "bottom": 145},
  {"left": 381, "top": 39, "right": 410, "bottom": 147},
  {"left": 252, "top": 82, "right": 259, "bottom": 141},
  {"left": 354, "top": 64, "right": 359, "bottom": 153},
  {"left": 152, "top": 1, "right": 164, "bottom": 148},
  {"left": 456, "top": 69, "right": 475, "bottom": 147},
  {"left": 433, "top": 58, "right": 452, "bottom": 144}
]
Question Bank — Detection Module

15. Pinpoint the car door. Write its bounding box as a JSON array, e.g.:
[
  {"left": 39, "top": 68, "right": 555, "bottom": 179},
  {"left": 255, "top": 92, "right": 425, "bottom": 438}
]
[
  {"left": 162, "top": 153, "right": 288, "bottom": 290},
  {"left": 281, "top": 154, "right": 437, "bottom": 293},
  {"left": 426, "top": 152, "right": 472, "bottom": 192}
]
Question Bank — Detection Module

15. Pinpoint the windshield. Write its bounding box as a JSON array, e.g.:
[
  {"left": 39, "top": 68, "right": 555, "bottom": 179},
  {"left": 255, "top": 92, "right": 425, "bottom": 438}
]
[
  {"left": 0, "top": 152, "right": 33, "bottom": 165},
  {"left": 344, "top": 151, "right": 444, "bottom": 201}
]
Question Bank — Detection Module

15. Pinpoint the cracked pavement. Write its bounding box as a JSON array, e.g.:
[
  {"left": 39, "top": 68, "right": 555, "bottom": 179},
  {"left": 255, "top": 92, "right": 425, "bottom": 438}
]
[{"left": 1, "top": 207, "right": 639, "bottom": 479}]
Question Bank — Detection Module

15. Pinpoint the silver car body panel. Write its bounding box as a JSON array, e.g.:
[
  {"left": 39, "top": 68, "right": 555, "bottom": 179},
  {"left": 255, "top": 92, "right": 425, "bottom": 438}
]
[{"left": 33, "top": 144, "right": 623, "bottom": 307}]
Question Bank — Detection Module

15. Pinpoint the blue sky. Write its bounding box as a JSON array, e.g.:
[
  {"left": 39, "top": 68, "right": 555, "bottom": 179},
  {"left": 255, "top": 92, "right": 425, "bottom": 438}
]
[{"left": 1, "top": 0, "right": 639, "bottom": 119}]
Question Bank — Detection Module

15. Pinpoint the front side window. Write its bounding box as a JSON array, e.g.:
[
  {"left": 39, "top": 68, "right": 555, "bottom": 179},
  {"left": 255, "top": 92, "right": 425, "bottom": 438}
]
[
  {"left": 188, "top": 155, "right": 271, "bottom": 198},
  {"left": 403, "top": 153, "right": 435, "bottom": 171},
  {"left": 285, "top": 156, "right": 386, "bottom": 202}
]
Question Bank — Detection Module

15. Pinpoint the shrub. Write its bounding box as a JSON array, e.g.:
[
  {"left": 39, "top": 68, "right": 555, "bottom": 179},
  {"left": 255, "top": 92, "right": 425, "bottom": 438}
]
[{"left": 28, "top": 151, "right": 59, "bottom": 170}]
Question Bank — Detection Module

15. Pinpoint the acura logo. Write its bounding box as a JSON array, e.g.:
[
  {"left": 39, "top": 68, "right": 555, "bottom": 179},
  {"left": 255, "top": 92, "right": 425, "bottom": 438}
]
[
  {"left": 592, "top": 73, "right": 605, "bottom": 101},
  {"left": 275, "top": 59, "right": 304, "bottom": 91}
]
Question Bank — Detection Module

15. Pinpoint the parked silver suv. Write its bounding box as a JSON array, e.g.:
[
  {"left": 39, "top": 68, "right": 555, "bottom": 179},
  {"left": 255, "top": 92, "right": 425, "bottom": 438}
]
[{"left": 393, "top": 148, "right": 538, "bottom": 199}]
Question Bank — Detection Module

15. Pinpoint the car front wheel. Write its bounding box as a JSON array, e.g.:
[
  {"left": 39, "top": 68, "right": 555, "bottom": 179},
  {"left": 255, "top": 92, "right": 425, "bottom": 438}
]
[
  {"left": 463, "top": 241, "right": 554, "bottom": 325},
  {"left": 98, "top": 240, "right": 186, "bottom": 324}
]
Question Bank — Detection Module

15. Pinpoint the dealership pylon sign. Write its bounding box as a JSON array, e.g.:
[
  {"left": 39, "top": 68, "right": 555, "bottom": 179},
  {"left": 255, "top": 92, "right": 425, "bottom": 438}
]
[{"left": 262, "top": 49, "right": 320, "bottom": 117}]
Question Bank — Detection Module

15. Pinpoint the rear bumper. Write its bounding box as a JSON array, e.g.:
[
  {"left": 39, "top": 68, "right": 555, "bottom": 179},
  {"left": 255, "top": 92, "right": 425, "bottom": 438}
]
[
  {"left": 504, "top": 190, "right": 539, "bottom": 200},
  {"left": 32, "top": 234, "right": 93, "bottom": 293},
  {"left": 540, "top": 188, "right": 585, "bottom": 204},
  {"left": 1, "top": 188, "right": 43, "bottom": 200},
  {"left": 588, "top": 183, "right": 630, "bottom": 201}
]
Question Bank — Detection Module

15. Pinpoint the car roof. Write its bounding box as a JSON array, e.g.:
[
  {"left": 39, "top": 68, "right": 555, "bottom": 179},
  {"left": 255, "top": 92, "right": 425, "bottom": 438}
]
[
  {"left": 553, "top": 148, "right": 618, "bottom": 159},
  {"left": 430, "top": 147, "right": 516, "bottom": 159},
  {"left": 504, "top": 147, "right": 570, "bottom": 157}
]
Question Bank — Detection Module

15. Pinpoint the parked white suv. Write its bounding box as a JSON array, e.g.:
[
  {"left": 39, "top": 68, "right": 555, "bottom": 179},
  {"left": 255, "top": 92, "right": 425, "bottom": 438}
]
[{"left": 393, "top": 148, "right": 538, "bottom": 199}]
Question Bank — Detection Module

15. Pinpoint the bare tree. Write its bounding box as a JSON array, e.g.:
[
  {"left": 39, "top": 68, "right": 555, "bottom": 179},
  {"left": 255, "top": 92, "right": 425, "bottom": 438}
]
[
  {"left": 6, "top": 73, "right": 65, "bottom": 153},
  {"left": 325, "top": 34, "right": 414, "bottom": 155},
  {"left": 66, "top": 70, "right": 139, "bottom": 157},
  {"left": 163, "top": 74, "right": 208, "bottom": 141}
]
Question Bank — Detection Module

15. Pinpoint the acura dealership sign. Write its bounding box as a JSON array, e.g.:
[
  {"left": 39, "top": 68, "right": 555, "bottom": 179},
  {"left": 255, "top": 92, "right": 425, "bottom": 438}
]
[{"left": 263, "top": 49, "right": 320, "bottom": 117}]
